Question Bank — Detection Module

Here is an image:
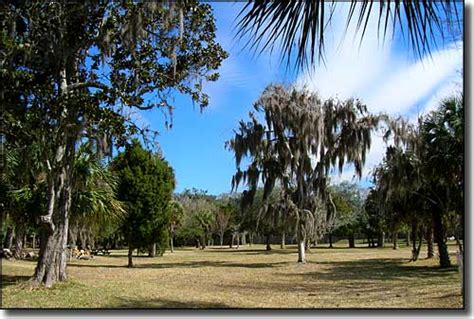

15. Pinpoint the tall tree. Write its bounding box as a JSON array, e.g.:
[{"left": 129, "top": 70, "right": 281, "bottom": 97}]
[
  {"left": 372, "top": 95, "right": 463, "bottom": 267},
  {"left": 227, "top": 84, "right": 392, "bottom": 263},
  {"left": 167, "top": 200, "right": 185, "bottom": 253},
  {"left": 1, "top": 1, "right": 226, "bottom": 286},
  {"left": 112, "top": 140, "right": 175, "bottom": 268},
  {"left": 215, "top": 201, "right": 233, "bottom": 248},
  {"left": 419, "top": 95, "right": 463, "bottom": 267},
  {"left": 330, "top": 182, "right": 364, "bottom": 248}
]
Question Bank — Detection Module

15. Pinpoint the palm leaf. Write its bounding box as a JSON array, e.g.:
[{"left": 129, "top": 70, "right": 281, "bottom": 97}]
[{"left": 236, "top": 1, "right": 461, "bottom": 69}]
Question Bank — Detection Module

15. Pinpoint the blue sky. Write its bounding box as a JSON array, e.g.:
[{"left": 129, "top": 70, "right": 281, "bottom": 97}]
[{"left": 137, "top": 2, "right": 463, "bottom": 195}]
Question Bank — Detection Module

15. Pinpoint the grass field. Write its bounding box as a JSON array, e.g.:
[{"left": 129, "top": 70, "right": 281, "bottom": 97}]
[{"left": 1, "top": 242, "right": 463, "bottom": 309}]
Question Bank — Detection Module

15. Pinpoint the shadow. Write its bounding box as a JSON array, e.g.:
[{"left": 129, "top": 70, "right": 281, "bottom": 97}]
[
  {"left": 288, "top": 258, "right": 459, "bottom": 282},
  {"left": 1, "top": 275, "right": 31, "bottom": 288},
  {"left": 68, "top": 260, "right": 289, "bottom": 269},
  {"left": 113, "top": 296, "right": 229, "bottom": 308}
]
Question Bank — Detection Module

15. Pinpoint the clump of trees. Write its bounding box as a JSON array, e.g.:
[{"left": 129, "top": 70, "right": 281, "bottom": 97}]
[
  {"left": 1, "top": 1, "right": 226, "bottom": 287},
  {"left": 370, "top": 95, "right": 463, "bottom": 268}
]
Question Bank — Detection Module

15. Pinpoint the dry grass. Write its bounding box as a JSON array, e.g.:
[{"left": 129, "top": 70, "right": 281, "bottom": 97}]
[{"left": 1, "top": 242, "right": 463, "bottom": 309}]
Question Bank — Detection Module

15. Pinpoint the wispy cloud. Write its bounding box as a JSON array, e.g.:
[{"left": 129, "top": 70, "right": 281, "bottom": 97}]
[
  {"left": 365, "top": 41, "right": 462, "bottom": 115},
  {"left": 296, "top": 4, "right": 462, "bottom": 185}
]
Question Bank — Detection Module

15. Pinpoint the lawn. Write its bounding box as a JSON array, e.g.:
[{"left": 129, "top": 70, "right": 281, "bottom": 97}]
[{"left": 1, "top": 242, "right": 463, "bottom": 309}]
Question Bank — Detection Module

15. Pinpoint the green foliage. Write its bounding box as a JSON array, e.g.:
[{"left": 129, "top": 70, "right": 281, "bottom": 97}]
[
  {"left": 70, "top": 143, "right": 125, "bottom": 242},
  {"left": 112, "top": 139, "right": 175, "bottom": 250},
  {"left": 330, "top": 182, "right": 365, "bottom": 237},
  {"left": 175, "top": 188, "right": 216, "bottom": 246}
]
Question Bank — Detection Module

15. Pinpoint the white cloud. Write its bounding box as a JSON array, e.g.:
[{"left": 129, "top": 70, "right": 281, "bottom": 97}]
[
  {"left": 410, "top": 77, "right": 462, "bottom": 122},
  {"left": 365, "top": 42, "right": 463, "bottom": 115},
  {"left": 296, "top": 3, "right": 462, "bottom": 184}
]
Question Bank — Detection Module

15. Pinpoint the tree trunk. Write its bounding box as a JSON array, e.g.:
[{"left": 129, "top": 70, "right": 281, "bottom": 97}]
[
  {"left": 377, "top": 232, "right": 385, "bottom": 247},
  {"left": 148, "top": 243, "right": 156, "bottom": 257},
  {"left": 33, "top": 154, "right": 73, "bottom": 288},
  {"left": 415, "top": 230, "right": 423, "bottom": 260},
  {"left": 426, "top": 226, "right": 434, "bottom": 259},
  {"left": 13, "top": 224, "right": 26, "bottom": 259},
  {"left": 236, "top": 233, "right": 240, "bottom": 249},
  {"left": 297, "top": 232, "right": 306, "bottom": 263},
  {"left": 229, "top": 233, "right": 234, "bottom": 248},
  {"left": 432, "top": 207, "right": 451, "bottom": 267},
  {"left": 78, "top": 228, "right": 86, "bottom": 249},
  {"left": 220, "top": 233, "right": 224, "bottom": 248},
  {"left": 128, "top": 246, "right": 134, "bottom": 268},
  {"left": 32, "top": 233, "right": 36, "bottom": 250},
  {"left": 249, "top": 233, "right": 253, "bottom": 246},
  {"left": 265, "top": 234, "right": 271, "bottom": 251},
  {"left": 201, "top": 235, "right": 207, "bottom": 250},
  {"left": 241, "top": 232, "right": 247, "bottom": 245},
  {"left": 68, "top": 228, "right": 77, "bottom": 248},
  {"left": 348, "top": 233, "right": 355, "bottom": 248},
  {"left": 170, "top": 234, "right": 174, "bottom": 253},
  {"left": 392, "top": 232, "right": 398, "bottom": 250},
  {"left": 411, "top": 222, "right": 418, "bottom": 261},
  {"left": 280, "top": 231, "right": 286, "bottom": 249},
  {"left": 305, "top": 238, "right": 311, "bottom": 252},
  {"left": 406, "top": 231, "right": 410, "bottom": 246},
  {"left": 4, "top": 227, "right": 14, "bottom": 250},
  {"left": 328, "top": 232, "right": 333, "bottom": 248}
]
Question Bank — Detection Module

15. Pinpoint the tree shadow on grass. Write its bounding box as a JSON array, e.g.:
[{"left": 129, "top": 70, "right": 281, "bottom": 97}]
[
  {"left": 113, "top": 296, "right": 230, "bottom": 308},
  {"left": 68, "top": 260, "right": 290, "bottom": 269},
  {"left": 293, "top": 258, "right": 458, "bottom": 282},
  {"left": 207, "top": 248, "right": 296, "bottom": 255},
  {"left": 1, "top": 275, "right": 31, "bottom": 288}
]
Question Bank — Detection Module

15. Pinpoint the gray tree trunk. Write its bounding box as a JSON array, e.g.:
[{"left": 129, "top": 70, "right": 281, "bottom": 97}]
[
  {"left": 297, "top": 234, "right": 306, "bottom": 263},
  {"left": 241, "top": 232, "right": 247, "bottom": 245},
  {"left": 220, "top": 233, "right": 224, "bottom": 248},
  {"left": 13, "top": 224, "right": 25, "bottom": 259},
  {"left": 377, "top": 232, "right": 385, "bottom": 247},
  {"left": 170, "top": 234, "right": 174, "bottom": 253},
  {"left": 33, "top": 140, "right": 73, "bottom": 288},
  {"left": 280, "top": 231, "right": 286, "bottom": 249},
  {"left": 32, "top": 233, "right": 36, "bottom": 249},
  {"left": 148, "top": 243, "right": 156, "bottom": 257},
  {"left": 128, "top": 246, "right": 134, "bottom": 268},
  {"left": 392, "top": 232, "right": 398, "bottom": 250},
  {"left": 426, "top": 227, "right": 434, "bottom": 258},
  {"left": 4, "top": 227, "right": 14, "bottom": 250}
]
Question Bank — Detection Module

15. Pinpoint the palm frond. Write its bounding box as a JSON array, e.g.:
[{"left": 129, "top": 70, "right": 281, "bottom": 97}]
[{"left": 236, "top": 1, "right": 461, "bottom": 69}]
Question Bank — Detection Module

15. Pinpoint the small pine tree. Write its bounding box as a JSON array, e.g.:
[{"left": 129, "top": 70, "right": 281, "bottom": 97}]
[{"left": 112, "top": 139, "right": 175, "bottom": 267}]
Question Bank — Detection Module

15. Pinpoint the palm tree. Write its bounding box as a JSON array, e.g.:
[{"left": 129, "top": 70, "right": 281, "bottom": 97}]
[
  {"left": 419, "top": 95, "right": 463, "bottom": 267},
  {"left": 236, "top": 1, "right": 461, "bottom": 69},
  {"left": 69, "top": 144, "right": 125, "bottom": 251}
]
